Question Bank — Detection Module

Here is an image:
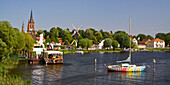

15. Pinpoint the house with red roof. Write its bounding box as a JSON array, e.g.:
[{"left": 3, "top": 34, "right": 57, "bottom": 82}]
[
  {"left": 140, "top": 39, "right": 151, "bottom": 45},
  {"left": 148, "top": 38, "right": 165, "bottom": 48}
]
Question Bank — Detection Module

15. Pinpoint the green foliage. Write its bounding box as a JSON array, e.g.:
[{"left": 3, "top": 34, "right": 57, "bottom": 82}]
[
  {"left": 79, "top": 30, "right": 85, "bottom": 38},
  {"left": 78, "top": 38, "right": 92, "bottom": 49},
  {"left": 113, "top": 31, "right": 128, "bottom": 39},
  {"left": 57, "top": 27, "right": 63, "bottom": 38},
  {"left": 12, "top": 29, "right": 25, "bottom": 55},
  {"left": 165, "top": 34, "right": 170, "bottom": 46},
  {"left": 85, "top": 29, "right": 94, "bottom": 39},
  {"left": 115, "top": 33, "right": 130, "bottom": 49},
  {"left": 24, "top": 33, "right": 35, "bottom": 52},
  {"left": 105, "top": 32, "right": 113, "bottom": 39},
  {"left": 146, "top": 35, "right": 154, "bottom": 39},
  {"left": 43, "top": 42, "right": 47, "bottom": 47},
  {"left": 112, "top": 40, "right": 119, "bottom": 50},
  {"left": 137, "top": 34, "right": 147, "bottom": 41},
  {"left": 0, "top": 21, "right": 14, "bottom": 57},
  {"left": 62, "top": 29, "right": 73, "bottom": 43},
  {"left": 50, "top": 27, "right": 58, "bottom": 39},
  {"left": 45, "top": 38, "right": 51, "bottom": 43},
  {"left": 36, "top": 30, "right": 44, "bottom": 37},
  {"left": 0, "top": 21, "right": 35, "bottom": 58},
  {"left": 43, "top": 30, "right": 50, "bottom": 39},
  {"left": 85, "top": 38, "right": 92, "bottom": 49},
  {"left": 104, "top": 38, "right": 112, "bottom": 49},
  {"left": 155, "top": 33, "right": 166, "bottom": 40},
  {"left": 93, "top": 37, "right": 98, "bottom": 44},
  {"left": 95, "top": 32, "right": 103, "bottom": 42},
  {"left": 0, "top": 57, "right": 32, "bottom": 85},
  {"left": 0, "top": 39, "right": 7, "bottom": 60}
]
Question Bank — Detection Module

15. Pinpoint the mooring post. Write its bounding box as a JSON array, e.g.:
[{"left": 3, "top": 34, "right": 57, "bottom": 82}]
[
  {"left": 95, "top": 59, "right": 97, "bottom": 71},
  {"left": 153, "top": 59, "right": 156, "bottom": 71}
]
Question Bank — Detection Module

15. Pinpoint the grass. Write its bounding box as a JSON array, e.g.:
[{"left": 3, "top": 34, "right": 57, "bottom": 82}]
[
  {"left": 146, "top": 48, "right": 170, "bottom": 51},
  {"left": 59, "top": 48, "right": 123, "bottom": 54},
  {"left": 0, "top": 56, "right": 32, "bottom": 85}
]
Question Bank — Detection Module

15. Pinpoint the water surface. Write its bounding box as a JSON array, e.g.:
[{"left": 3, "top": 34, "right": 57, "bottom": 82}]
[{"left": 11, "top": 52, "right": 170, "bottom": 85}]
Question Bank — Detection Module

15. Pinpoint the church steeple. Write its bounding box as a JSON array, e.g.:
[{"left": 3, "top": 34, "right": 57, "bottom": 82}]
[
  {"left": 27, "top": 10, "right": 35, "bottom": 32},
  {"left": 30, "top": 10, "right": 33, "bottom": 23}
]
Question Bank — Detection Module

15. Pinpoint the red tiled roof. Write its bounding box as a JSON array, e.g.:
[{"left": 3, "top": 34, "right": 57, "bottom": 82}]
[
  {"left": 140, "top": 39, "right": 151, "bottom": 44},
  {"left": 151, "top": 38, "right": 164, "bottom": 42}
]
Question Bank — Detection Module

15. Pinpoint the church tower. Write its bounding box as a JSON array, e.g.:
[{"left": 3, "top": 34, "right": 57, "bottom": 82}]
[
  {"left": 27, "top": 10, "right": 35, "bottom": 32},
  {"left": 22, "top": 22, "right": 24, "bottom": 32}
]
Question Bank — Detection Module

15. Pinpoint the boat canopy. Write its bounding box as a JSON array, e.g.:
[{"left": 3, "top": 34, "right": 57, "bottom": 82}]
[
  {"left": 44, "top": 51, "right": 63, "bottom": 54},
  {"left": 117, "top": 56, "right": 131, "bottom": 63}
]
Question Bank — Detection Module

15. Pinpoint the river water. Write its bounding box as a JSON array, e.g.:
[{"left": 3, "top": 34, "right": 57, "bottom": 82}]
[{"left": 11, "top": 52, "right": 170, "bottom": 85}]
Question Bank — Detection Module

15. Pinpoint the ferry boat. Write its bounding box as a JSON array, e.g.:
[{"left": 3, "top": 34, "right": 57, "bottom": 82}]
[
  {"left": 43, "top": 51, "right": 63, "bottom": 64},
  {"left": 107, "top": 18, "right": 146, "bottom": 72}
]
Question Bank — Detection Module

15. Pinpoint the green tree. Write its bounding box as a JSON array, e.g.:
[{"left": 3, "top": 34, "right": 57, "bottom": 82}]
[
  {"left": 85, "top": 29, "right": 94, "bottom": 39},
  {"left": 0, "top": 21, "right": 15, "bottom": 57},
  {"left": 0, "top": 39, "right": 8, "bottom": 60},
  {"left": 57, "top": 27, "right": 63, "bottom": 38},
  {"left": 50, "top": 27, "right": 58, "bottom": 37},
  {"left": 113, "top": 31, "right": 128, "bottom": 39},
  {"left": 85, "top": 38, "right": 92, "bottom": 50},
  {"left": 155, "top": 33, "right": 166, "bottom": 40},
  {"left": 24, "top": 33, "right": 35, "bottom": 52},
  {"left": 104, "top": 38, "right": 112, "bottom": 50},
  {"left": 115, "top": 33, "right": 130, "bottom": 49},
  {"left": 137, "top": 34, "right": 146, "bottom": 42},
  {"left": 79, "top": 38, "right": 87, "bottom": 48},
  {"left": 105, "top": 32, "right": 113, "bottom": 39},
  {"left": 45, "top": 38, "right": 51, "bottom": 43},
  {"left": 93, "top": 36, "right": 98, "bottom": 44},
  {"left": 79, "top": 30, "right": 85, "bottom": 38},
  {"left": 100, "top": 29, "right": 106, "bottom": 38},
  {"left": 112, "top": 40, "right": 119, "bottom": 50},
  {"left": 43, "top": 30, "right": 50, "bottom": 39},
  {"left": 78, "top": 38, "right": 92, "bottom": 50},
  {"left": 146, "top": 35, "right": 154, "bottom": 39},
  {"left": 95, "top": 32, "right": 103, "bottom": 42},
  {"left": 36, "top": 30, "right": 44, "bottom": 37},
  {"left": 12, "top": 29, "right": 25, "bottom": 54},
  {"left": 165, "top": 33, "right": 170, "bottom": 46},
  {"left": 62, "top": 29, "right": 73, "bottom": 43}
]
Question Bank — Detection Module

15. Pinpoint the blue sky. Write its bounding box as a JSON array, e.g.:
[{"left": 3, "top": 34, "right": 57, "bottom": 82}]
[{"left": 0, "top": 0, "right": 170, "bottom": 37}]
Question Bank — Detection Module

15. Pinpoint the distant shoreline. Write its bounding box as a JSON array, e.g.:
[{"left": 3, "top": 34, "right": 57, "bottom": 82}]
[{"left": 60, "top": 48, "right": 170, "bottom": 54}]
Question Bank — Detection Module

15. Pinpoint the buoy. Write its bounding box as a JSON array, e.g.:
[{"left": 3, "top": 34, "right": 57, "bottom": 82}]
[
  {"left": 95, "top": 59, "right": 97, "bottom": 71},
  {"left": 153, "top": 59, "right": 156, "bottom": 71}
]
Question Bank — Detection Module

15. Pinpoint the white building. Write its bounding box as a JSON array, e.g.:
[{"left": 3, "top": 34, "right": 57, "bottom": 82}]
[
  {"left": 148, "top": 38, "right": 165, "bottom": 48},
  {"left": 98, "top": 40, "right": 105, "bottom": 49},
  {"left": 133, "top": 38, "right": 138, "bottom": 45}
]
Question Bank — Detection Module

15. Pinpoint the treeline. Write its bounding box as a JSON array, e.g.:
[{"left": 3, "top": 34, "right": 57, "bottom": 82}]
[
  {"left": 38, "top": 26, "right": 170, "bottom": 49},
  {"left": 0, "top": 21, "right": 35, "bottom": 60},
  {"left": 133, "top": 33, "right": 170, "bottom": 46}
]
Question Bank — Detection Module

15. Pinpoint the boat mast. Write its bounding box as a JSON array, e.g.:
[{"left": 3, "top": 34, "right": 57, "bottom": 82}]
[{"left": 129, "top": 18, "right": 131, "bottom": 64}]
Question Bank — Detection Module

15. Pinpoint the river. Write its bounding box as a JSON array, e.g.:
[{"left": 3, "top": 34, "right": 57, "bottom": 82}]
[{"left": 10, "top": 51, "right": 170, "bottom": 85}]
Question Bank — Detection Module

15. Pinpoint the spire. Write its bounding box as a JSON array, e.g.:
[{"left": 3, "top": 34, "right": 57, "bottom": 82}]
[
  {"left": 30, "top": 10, "right": 33, "bottom": 22},
  {"left": 22, "top": 21, "right": 24, "bottom": 32}
]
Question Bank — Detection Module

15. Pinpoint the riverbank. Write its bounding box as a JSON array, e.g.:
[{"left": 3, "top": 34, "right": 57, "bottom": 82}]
[
  {"left": 0, "top": 56, "right": 32, "bottom": 85},
  {"left": 146, "top": 48, "right": 170, "bottom": 51},
  {"left": 60, "top": 48, "right": 122, "bottom": 54},
  {"left": 60, "top": 48, "right": 170, "bottom": 54}
]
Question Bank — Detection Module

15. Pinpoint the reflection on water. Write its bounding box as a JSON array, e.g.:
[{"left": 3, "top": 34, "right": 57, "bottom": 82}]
[
  {"left": 33, "top": 64, "right": 63, "bottom": 85},
  {"left": 10, "top": 52, "right": 170, "bottom": 85},
  {"left": 107, "top": 72, "right": 145, "bottom": 85}
]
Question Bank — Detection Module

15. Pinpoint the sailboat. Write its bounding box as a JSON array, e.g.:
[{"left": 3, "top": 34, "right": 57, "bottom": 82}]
[{"left": 107, "top": 18, "right": 146, "bottom": 72}]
